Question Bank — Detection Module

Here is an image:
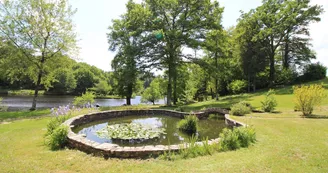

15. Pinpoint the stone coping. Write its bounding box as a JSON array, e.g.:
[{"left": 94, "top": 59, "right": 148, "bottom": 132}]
[{"left": 63, "top": 109, "right": 245, "bottom": 158}]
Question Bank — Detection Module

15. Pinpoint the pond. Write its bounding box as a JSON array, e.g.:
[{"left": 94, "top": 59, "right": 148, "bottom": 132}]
[
  {"left": 73, "top": 115, "right": 227, "bottom": 147},
  {"left": 0, "top": 95, "right": 165, "bottom": 111}
]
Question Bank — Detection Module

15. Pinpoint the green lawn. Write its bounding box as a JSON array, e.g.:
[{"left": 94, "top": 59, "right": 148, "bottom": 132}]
[{"left": 0, "top": 79, "right": 328, "bottom": 172}]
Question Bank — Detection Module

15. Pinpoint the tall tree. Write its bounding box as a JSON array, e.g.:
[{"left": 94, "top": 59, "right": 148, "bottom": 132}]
[
  {"left": 108, "top": 1, "right": 149, "bottom": 105},
  {"left": 253, "top": 0, "right": 323, "bottom": 86},
  {"left": 0, "top": 0, "right": 77, "bottom": 110},
  {"left": 142, "top": 0, "right": 223, "bottom": 105}
]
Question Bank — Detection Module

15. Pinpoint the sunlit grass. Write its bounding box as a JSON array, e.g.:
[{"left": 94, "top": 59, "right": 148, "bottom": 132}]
[{"left": 0, "top": 79, "right": 328, "bottom": 172}]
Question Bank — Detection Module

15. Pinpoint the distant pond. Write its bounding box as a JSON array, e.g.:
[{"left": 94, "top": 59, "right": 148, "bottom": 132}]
[{"left": 0, "top": 95, "right": 165, "bottom": 111}]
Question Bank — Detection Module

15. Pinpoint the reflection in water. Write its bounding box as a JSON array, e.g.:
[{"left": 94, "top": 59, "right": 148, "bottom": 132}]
[
  {"left": 0, "top": 95, "right": 164, "bottom": 111},
  {"left": 73, "top": 115, "right": 227, "bottom": 147}
]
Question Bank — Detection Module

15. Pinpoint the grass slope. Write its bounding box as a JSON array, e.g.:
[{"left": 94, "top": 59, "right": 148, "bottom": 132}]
[{"left": 0, "top": 79, "right": 328, "bottom": 172}]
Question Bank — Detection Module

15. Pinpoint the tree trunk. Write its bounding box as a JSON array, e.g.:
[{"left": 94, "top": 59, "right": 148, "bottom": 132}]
[
  {"left": 30, "top": 71, "right": 42, "bottom": 111},
  {"left": 167, "top": 63, "right": 172, "bottom": 106},
  {"left": 126, "top": 83, "right": 133, "bottom": 105},
  {"left": 283, "top": 41, "right": 289, "bottom": 69},
  {"left": 269, "top": 53, "right": 275, "bottom": 87},
  {"left": 247, "top": 74, "right": 251, "bottom": 93},
  {"left": 173, "top": 70, "right": 177, "bottom": 105},
  {"left": 215, "top": 51, "right": 219, "bottom": 101}
]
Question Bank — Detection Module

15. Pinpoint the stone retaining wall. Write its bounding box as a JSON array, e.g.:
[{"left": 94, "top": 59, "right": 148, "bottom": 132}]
[{"left": 63, "top": 109, "right": 245, "bottom": 158}]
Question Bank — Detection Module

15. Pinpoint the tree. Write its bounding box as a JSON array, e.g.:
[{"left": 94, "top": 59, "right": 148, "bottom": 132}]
[
  {"left": 0, "top": 0, "right": 77, "bottom": 110},
  {"left": 235, "top": 10, "right": 268, "bottom": 91},
  {"left": 49, "top": 68, "right": 76, "bottom": 94},
  {"left": 253, "top": 0, "right": 323, "bottom": 86},
  {"left": 142, "top": 78, "right": 162, "bottom": 105},
  {"left": 108, "top": 1, "right": 148, "bottom": 105},
  {"left": 141, "top": 0, "right": 224, "bottom": 105},
  {"left": 73, "top": 67, "right": 97, "bottom": 95},
  {"left": 94, "top": 80, "right": 112, "bottom": 97}
]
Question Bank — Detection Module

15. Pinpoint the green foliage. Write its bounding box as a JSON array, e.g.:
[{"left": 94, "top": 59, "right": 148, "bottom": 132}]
[
  {"left": 230, "top": 102, "right": 251, "bottom": 116},
  {"left": 219, "top": 127, "right": 256, "bottom": 151},
  {"left": 73, "top": 92, "right": 95, "bottom": 107},
  {"left": 301, "top": 63, "right": 327, "bottom": 82},
  {"left": 45, "top": 125, "right": 69, "bottom": 151},
  {"left": 50, "top": 68, "right": 77, "bottom": 94},
  {"left": 8, "top": 90, "right": 45, "bottom": 96},
  {"left": 293, "top": 84, "right": 327, "bottom": 116},
  {"left": 94, "top": 80, "right": 112, "bottom": 96},
  {"left": 228, "top": 80, "right": 248, "bottom": 94},
  {"left": 179, "top": 136, "right": 215, "bottom": 159},
  {"left": 96, "top": 123, "right": 166, "bottom": 140},
  {"left": 276, "top": 68, "right": 297, "bottom": 85},
  {"left": 141, "top": 78, "right": 162, "bottom": 105},
  {"left": 0, "top": 0, "right": 77, "bottom": 110},
  {"left": 45, "top": 115, "right": 71, "bottom": 137},
  {"left": 177, "top": 115, "right": 198, "bottom": 134},
  {"left": 0, "top": 97, "right": 7, "bottom": 112},
  {"left": 261, "top": 90, "right": 278, "bottom": 112},
  {"left": 74, "top": 67, "right": 98, "bottom": 95}
]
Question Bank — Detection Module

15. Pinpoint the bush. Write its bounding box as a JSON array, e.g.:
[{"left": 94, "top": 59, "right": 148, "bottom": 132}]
[
  {"left": 177, "top": 115, "right": 198, "bottom": 134},
  {"left": 73, "top": 91, "right": 95, "bottom": 107},
  {"left": 179, "top": 135, "right": 215, "bottom": 159},
  {"left": 301, "top": 63, "right": 327, "bottom": 82},
  {"left": 45, "top": 125, "right": 69, "bottom": 150},
  {"left": 228, "top": 80, "right": 248, "bottom": 94},
  {"left": 45, "top": 115, "right": 71, "bottom": 137},
  {"left": 293, "top": 84, "right": 327, "bottom": 116},
  {"left": 261, "top": 90, "right": 277, "bottom": 112},
  {"left": 230, "top": 102, "right": 251, "bottom": 116},
  {"left": 276, "top": 68, "right": 297, "bottom": 85},
  {"left": 0, "top": 97, "right": 7, "bottom": 112},
  {"left": 219, "top": 127, "right": 256, "bottom": 151}
]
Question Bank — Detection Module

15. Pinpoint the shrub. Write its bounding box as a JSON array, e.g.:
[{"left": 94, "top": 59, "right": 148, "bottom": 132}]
[
  {"left": 228, "top": 80, "right": 248, "bottom": 94},
  {"left": 0, "top": 97, "right": 7, "bottom": 112},
  {"left": 73, "top": 91, "right": 95, "bottom": 107},
  {"left": 177, "top": 115, "right": 198, "bottom": 134},
  {"left": 293, "top": 84, "right": 327, "bottom": 116},
  {"left": 45, "top": 125, "right": 69, "bottom": 150},
  {"left": 179, "top": 135, "right": 215, "bottom": 159},
  {"left": 230, "top": 102, "right": 251, "bottom": 116},
  {"left": 45, "top": 115, "right": 71, "bottom": 137},
  {"left": 276, "top": 68, "right": 297, "bottom": 85},
  {"left": 261, "top": 90, "right": 277, "bottom": 112},
  {"left": 234, "top": 127, "right": 256, "bottom": 148},
  {"left": 219, "top": 128, "right": 240, "bottom": 151},
  {"left": 301, "top": 63, "right": 327, "bottom": 82},
  {"left": 219, "top": 127, "right": 256, "bottom": 151}
]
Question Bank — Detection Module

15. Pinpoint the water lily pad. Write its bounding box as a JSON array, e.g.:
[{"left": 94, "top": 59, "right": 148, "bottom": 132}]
[{"left": 96, "top": 123, "right": 166, "bottom": 141}]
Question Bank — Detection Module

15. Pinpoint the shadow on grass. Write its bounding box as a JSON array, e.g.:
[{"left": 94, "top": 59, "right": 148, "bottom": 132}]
[{"left": 305, "top": 115, "right": 328, "bottom": 119}]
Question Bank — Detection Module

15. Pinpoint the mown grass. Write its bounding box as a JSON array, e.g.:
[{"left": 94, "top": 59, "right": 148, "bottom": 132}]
[
  {"left": 0, "top": 109, "right": 51, "bottom": 122},
  {"left": 0, "top": 114, "right": 327, "bottom": 172},
  {"left": 0, "top": 79, "right": 328, "bottom": 172},
  {"left": 0, "top": 89, "right": 45, "bottom": 96}
]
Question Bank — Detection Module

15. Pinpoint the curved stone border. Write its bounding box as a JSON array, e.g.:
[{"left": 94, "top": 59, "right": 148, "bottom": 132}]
[{"left": 63, "top": 109, "right": 245, "bottom": 158}]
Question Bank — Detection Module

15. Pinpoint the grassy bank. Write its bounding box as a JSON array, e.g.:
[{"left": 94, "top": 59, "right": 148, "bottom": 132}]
[{"left": 0, "top": 89, "right": 45, "bottom": 96}]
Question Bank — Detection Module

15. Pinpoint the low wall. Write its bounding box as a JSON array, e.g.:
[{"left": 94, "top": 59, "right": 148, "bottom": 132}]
[{"left": 63, "top": 109, "right": 245, "bottom": 158}]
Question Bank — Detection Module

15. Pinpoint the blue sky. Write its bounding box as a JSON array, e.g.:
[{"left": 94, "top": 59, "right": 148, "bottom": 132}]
[{"left": 70, "top": 0, "right": 327, "bottom": 72}]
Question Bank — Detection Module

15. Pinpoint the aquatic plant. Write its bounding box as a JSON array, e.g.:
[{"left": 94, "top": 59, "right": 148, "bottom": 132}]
[
  {"left": 96, "top": 123, "right": 166, "bottom": 140},
  {"left": 177, "top": 115, "right": 198, "bottom": 134}
]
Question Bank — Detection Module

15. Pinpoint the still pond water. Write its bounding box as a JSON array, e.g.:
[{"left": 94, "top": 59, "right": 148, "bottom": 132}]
[
  {"left": 0, "top": 95, "right": 165, "bottom": 111},
  {"left": 73, "top": 115, "right": 227, "bottom": 147}
]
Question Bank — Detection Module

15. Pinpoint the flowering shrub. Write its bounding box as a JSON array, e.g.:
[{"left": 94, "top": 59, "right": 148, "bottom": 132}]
[
  {"left": 45, "top": 104, "right": 99, "bottom": 150},
  {"left": 293, "top": 84, "right": 327, "bottom": 116}
]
